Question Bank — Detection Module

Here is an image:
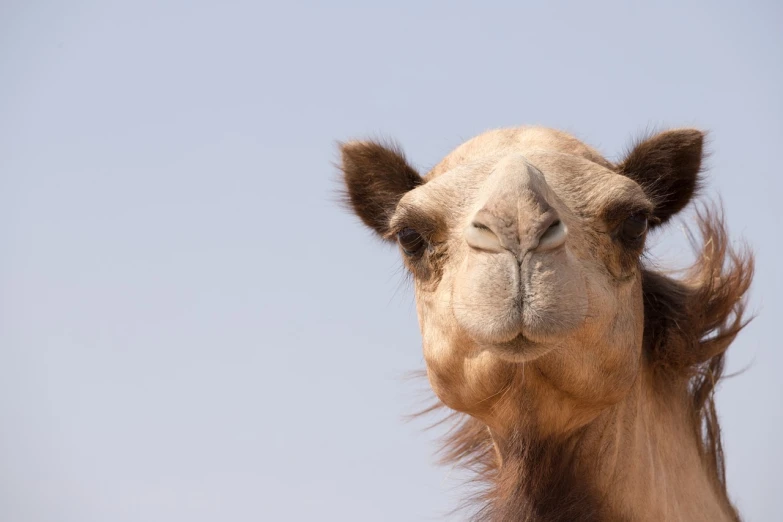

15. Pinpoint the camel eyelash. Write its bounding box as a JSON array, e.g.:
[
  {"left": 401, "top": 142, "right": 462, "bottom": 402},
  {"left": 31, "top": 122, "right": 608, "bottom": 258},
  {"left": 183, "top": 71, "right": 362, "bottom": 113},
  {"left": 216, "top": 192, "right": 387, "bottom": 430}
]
[{"left": 602, "top": 202, "right": 654, "bottom": 229}]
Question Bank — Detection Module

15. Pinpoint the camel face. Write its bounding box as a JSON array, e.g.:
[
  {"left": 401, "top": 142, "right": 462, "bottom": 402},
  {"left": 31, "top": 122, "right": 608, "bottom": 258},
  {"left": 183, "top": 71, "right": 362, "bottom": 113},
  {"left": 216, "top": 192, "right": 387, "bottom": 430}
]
[
  {"left": 399, "top": 146, "right": 650, "bottom": 358},
  {"left": 341, "top": 127, "right": 702, "bottom": 417}
]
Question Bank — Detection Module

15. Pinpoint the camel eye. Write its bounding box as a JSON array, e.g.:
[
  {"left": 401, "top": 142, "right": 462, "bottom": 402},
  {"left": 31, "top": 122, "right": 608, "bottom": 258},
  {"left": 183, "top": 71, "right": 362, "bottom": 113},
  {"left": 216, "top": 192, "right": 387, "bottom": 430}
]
[
  {"left": 620, "top": 213, "right": 648, "bottom": 242},
  {"left": 397, "top": 228, "right": 426, "bottom": 256}
]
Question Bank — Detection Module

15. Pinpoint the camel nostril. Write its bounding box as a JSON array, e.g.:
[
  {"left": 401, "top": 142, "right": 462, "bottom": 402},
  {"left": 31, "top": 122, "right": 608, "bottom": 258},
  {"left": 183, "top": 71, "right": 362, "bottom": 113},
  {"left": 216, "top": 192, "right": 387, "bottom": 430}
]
[
  {"left": 465, "top": 220, "right": 504, "bottom": 253},
  {"left": 536, "top": 218, "right": 567, "bottom": 251}
]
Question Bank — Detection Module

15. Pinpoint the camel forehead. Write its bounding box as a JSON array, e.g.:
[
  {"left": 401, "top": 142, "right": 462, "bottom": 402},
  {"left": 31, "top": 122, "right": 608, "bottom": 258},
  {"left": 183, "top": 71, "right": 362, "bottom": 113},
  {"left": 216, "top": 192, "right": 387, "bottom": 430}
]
[
  {"left": 425, "top": 127, "right": 614, "bottom": 180},
  {"left": 412, "top": 142, "right": 646, "bottom": 222}
]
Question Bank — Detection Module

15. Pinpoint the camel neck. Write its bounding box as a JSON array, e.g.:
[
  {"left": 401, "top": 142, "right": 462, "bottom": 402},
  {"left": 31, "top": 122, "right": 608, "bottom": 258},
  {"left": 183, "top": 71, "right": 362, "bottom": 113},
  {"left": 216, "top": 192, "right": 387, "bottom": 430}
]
[
  {"left": 583, "top": 373, "right": 736, "bottom": 521},
  {"left": 486, "top": 372, "right": 737, "bottom": 521}
]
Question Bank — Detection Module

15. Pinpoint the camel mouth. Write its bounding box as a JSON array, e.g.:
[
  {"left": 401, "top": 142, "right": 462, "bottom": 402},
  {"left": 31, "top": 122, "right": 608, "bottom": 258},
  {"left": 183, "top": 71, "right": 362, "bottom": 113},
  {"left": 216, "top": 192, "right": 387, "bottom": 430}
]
[
  {"left": 504, "top": 331, "right": 539, "bottom": 350},
  {"left": 488, "top": 331, "right": 555, "bottom": 363}
]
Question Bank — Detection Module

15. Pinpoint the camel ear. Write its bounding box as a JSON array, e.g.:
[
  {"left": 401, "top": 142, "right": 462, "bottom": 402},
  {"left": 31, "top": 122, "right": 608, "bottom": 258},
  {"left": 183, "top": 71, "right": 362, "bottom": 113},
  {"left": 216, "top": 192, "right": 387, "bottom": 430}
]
[
  {"left": 617, "top": 129, "right": 705, "bottom": 226},
  {"left": 340, "top": 140, "right": 423, "bottom": 237}
]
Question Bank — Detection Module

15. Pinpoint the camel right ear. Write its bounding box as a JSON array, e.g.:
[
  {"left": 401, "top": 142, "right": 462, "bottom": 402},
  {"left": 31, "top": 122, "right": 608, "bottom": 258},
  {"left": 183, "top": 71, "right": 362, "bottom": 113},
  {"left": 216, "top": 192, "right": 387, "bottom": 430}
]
[{"left": 340, "top": 140, "right": 423, "bottom": 238}]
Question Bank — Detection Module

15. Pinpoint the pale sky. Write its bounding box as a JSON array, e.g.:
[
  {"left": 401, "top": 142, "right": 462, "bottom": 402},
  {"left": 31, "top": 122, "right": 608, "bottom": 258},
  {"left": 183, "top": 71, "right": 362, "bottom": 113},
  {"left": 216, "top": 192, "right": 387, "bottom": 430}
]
[{"left": 1, "top": 2, "right": 781, "bottom": 521}]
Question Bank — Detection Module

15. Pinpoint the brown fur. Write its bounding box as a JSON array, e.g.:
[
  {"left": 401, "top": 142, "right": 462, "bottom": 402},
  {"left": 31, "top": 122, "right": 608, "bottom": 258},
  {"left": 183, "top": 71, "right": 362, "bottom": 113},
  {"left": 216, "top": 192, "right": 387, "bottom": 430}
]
[{"left": 433, "top": 412, "right": 613, "bottom": 521}]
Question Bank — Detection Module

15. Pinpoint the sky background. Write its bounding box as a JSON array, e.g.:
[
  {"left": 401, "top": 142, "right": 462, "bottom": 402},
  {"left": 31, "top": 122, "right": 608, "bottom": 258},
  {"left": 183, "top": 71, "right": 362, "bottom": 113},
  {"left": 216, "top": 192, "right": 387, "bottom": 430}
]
[{"left": 1, "top": 1, "right": 781, "bottom": 521}]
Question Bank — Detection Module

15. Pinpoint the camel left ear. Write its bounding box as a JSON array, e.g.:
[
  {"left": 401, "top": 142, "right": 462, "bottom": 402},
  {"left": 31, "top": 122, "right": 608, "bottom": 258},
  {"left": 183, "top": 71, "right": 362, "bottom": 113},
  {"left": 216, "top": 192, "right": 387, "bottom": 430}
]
[{"left": 617, "top": 129, "right": 705, "bottom": 226}]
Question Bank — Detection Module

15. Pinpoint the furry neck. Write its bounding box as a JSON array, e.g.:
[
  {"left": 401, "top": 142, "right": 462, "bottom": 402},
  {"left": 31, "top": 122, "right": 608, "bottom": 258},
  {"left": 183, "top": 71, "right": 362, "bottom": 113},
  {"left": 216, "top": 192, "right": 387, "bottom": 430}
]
[{"left": 483, "top": 370, "right": 738, "bottom": 522}]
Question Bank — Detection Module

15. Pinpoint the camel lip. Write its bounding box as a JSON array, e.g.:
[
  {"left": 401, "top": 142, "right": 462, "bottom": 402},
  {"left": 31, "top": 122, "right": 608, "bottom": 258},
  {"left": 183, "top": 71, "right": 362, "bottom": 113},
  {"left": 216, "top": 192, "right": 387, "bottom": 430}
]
[
  {"left": 507, "top": 331, "right": 539, "bottom": 348},
  {"left": 485, "top": 330, "right": 556, "bottom": 363},
  {"left": 472, "top": 329, "right": 531, "bottom": 349},
  {"left": 489, "top": 329, "right": 539, "bottom": 350}
]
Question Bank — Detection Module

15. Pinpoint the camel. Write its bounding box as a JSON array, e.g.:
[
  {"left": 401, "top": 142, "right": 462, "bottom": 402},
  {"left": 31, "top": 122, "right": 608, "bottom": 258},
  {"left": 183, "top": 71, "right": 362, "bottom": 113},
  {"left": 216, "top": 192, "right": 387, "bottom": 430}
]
[{"left": 339, "top": 126, "right": 753, "bottom": 521}]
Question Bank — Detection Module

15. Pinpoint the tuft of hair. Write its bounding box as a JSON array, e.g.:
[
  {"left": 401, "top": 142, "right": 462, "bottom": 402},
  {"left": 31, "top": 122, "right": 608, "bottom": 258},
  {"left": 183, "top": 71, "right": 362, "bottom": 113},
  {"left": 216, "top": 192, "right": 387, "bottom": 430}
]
[
  {"left": 641, "top": 205, "right": 752, "bottom": 520},
  {"left": 414, "top": 404, "right": 610, "bottom": 521}
]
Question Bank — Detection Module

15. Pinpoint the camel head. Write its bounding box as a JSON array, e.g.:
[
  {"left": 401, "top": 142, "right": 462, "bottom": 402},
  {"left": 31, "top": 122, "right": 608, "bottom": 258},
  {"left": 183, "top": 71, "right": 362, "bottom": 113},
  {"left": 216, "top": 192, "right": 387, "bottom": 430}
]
[{"left": 340, "top": 127, "right": 704, "bottom": 437}]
